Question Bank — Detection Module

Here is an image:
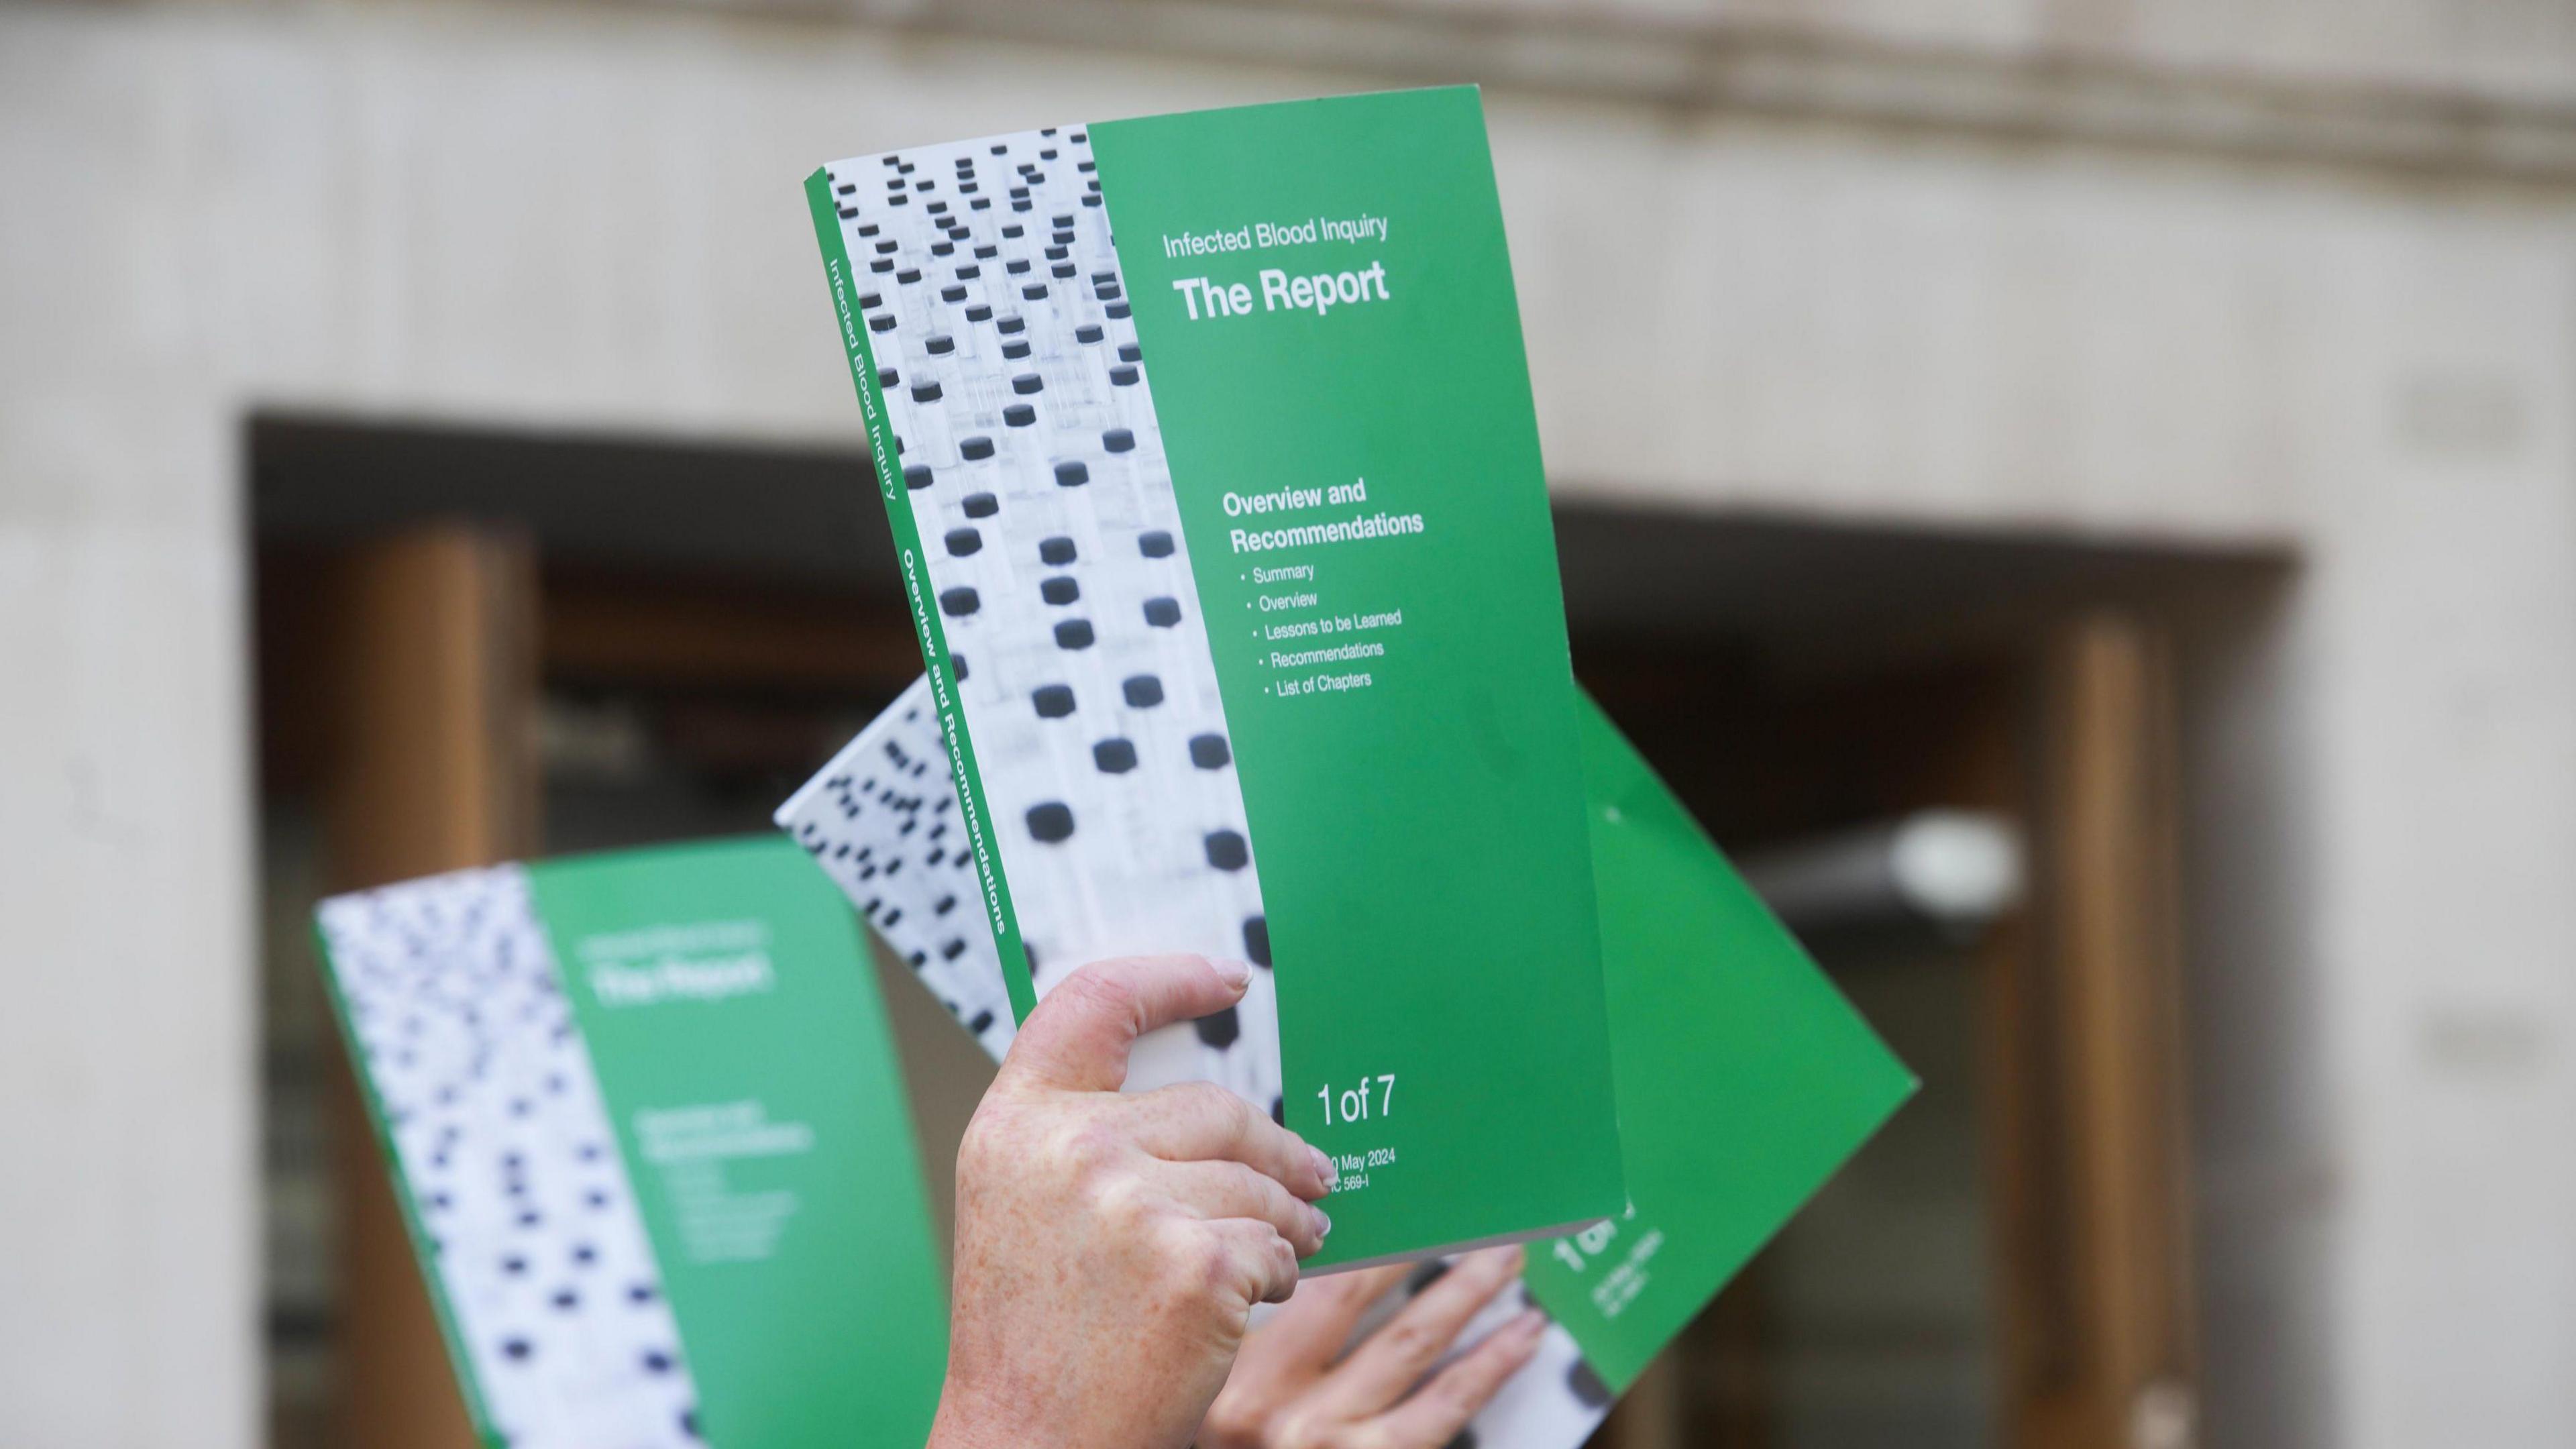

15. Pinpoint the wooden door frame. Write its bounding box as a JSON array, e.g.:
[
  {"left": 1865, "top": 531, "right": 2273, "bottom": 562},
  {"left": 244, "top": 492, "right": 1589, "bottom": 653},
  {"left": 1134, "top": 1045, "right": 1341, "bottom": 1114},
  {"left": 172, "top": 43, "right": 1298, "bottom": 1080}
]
[{"left": 1988, "top": 614, "right": 2198, "bottom": 1449}]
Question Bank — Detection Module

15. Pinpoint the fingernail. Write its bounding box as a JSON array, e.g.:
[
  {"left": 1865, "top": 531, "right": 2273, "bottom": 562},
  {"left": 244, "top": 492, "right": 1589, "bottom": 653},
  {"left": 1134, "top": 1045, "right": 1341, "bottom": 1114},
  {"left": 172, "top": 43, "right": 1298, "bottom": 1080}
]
[
  {"left": 1313, "top": 1206, "right": 1333, "bottom": 1239},
  {"left": 1499, "top": 1243, "right": 1527, "bottom": 1271},
  {"left": 1209, "top": 957, "right": 1253, "bottom": 989},
  {"left": 1309, "top": 1146, "right": 1338, "bottom": 1187},
  {"left": 1512, "top": 1307, "right": 1549, "bottom": 1339}
]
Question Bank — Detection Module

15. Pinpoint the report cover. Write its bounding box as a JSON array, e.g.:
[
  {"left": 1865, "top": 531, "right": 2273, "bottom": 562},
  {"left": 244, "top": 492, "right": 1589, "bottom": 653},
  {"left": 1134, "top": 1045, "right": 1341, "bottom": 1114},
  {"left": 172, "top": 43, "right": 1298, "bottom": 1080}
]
[
  {"left": 1517, "top": 698, "right": 1921, "bottom": 1393},
  {"left": 782, "top": 684, "right": 1916, "bottom": 1445},
  {"left": 804, "top": 86, "right": 1623, "bottom": 1270},
  {"left": 314, "top": 838, "right": 948, "bottom": 1449}
]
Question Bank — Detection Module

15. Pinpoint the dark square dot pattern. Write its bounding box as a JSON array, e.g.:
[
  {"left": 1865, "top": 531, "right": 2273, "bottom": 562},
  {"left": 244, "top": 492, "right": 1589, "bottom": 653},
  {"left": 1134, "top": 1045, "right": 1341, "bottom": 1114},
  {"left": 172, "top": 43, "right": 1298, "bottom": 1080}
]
[
  {"left": 821, "top": 125, "right": 1277, "bottom": 1111},
  {"left": 315, "top": 869, "right": 700, "bottom": 1445},
  {"left": 782, "top": 675, "right": 1285, "bottom": 1145},
  {"left": 775, "top": 682, "right": 1013, "bottom": 1058}
]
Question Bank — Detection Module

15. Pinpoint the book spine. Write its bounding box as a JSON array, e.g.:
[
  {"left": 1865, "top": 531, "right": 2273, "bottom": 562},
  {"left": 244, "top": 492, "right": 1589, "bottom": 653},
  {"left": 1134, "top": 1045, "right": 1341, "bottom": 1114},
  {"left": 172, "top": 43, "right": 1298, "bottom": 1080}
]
[
  {"left": 309, "top": 916, "right": 508, "bottom": 1447},
  {"left": 803, "top": 168, "right": 1037, "bottom": 1022}
]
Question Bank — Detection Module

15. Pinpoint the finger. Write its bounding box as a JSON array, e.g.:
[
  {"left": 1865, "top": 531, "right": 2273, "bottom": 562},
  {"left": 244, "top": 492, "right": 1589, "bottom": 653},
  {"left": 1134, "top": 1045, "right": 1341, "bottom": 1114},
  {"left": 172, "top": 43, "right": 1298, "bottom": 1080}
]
[
  {"left": 1249, "top": 1263, "right": 1416, "bottom": 1374},
  {"left": 1126, "top": 1081, "right": 1336, "bottom": 1198},
  {"left": 1000, "top": 955, "right": 1250, "bottom": 1093},
  {"left": 1208, "top": 1218, "right": 1303, "bottom": 1307},
  {"left": 1311, "top": 1244, "right": 1527, "bottom": 1417},
  {"left": 1371, "top": 1307, "right": 1550, "bottom": 1448},
  {"left": 1160, "top": 1159, "right": 1330, "bottom": 1257}
]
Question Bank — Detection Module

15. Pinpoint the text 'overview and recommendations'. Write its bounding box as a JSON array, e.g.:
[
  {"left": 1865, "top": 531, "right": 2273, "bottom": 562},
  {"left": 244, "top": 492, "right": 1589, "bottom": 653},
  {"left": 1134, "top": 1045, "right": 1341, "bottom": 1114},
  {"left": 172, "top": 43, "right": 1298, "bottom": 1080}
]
[{"left": 1225, "top": 476, "right": 1420, "bottom": 702}]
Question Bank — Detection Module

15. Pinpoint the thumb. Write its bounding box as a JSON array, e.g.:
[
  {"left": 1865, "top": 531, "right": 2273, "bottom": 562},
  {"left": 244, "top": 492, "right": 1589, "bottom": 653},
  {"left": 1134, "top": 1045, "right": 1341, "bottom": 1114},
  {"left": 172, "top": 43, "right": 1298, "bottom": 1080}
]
[{"left": 1000, "top": 954, "right": 1252, "bottom": 1093}]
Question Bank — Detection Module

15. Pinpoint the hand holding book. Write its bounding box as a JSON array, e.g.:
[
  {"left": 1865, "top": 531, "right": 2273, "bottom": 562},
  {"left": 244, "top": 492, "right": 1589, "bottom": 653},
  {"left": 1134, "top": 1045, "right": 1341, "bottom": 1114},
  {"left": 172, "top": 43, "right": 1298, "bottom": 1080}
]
[
  {"left": 936, "top": 953, "right": 1337, "bottom": 1449},
  {"left": 790, "top": 83, "right": 1909, "bottom": 1448},
  {"left": 1203, "top": 1247, "right": 1546, "bottom": 1449},
  {"left": 782, "top": 676, "right": 1916, "bottom": 1449}
]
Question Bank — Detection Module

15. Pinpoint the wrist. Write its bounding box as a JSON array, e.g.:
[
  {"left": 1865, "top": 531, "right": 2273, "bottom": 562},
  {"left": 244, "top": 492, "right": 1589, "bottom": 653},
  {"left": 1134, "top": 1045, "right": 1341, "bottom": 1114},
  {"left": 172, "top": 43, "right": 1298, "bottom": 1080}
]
[
  {"left": 924, "top": 1407, "right": 1011, "bottom": 1449},
  {"left": 926, "top": 1373, "right": 1042, "bottom": 1449}
]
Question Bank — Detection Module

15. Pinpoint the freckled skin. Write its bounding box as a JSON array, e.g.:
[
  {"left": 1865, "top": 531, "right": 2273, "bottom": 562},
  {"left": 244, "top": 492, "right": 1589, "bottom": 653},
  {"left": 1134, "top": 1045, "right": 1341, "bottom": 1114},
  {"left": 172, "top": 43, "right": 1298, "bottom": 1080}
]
[{"left": 930, "top": 955, "right": 1336, "bottom": 1449}]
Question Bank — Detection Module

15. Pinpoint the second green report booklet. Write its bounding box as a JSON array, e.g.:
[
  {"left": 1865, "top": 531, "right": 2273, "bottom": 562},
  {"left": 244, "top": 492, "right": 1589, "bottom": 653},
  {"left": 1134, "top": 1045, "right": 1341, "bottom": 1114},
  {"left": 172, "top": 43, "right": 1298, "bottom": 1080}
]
[
  {"left": 805, "top": 87, "right": 1622, "bottom": 1269},
  {"left": 315, "top": 840, "right": 948, "bottom": 1449}
]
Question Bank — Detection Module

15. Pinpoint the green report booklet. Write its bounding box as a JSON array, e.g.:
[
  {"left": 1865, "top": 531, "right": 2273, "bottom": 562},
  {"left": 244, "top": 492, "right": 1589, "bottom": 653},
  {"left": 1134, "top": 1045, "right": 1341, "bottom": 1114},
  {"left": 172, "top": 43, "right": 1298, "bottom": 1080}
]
[
  {"left": 782, "top": 683, "right": 1917, "bottom": 1446},
  {"left": 314, "top": 838, "right": 947, "bottom": 1449},
  {"left": 804, "top": 87, "right": 1624, "bottom": 1270}
]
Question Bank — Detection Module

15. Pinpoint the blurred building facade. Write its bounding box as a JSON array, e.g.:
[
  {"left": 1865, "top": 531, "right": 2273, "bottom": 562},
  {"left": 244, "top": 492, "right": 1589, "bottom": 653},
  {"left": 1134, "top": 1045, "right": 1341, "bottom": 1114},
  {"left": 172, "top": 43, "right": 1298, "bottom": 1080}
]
[{"left": 5, "top": 1, "right": 2575, "bottom": 1446}]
